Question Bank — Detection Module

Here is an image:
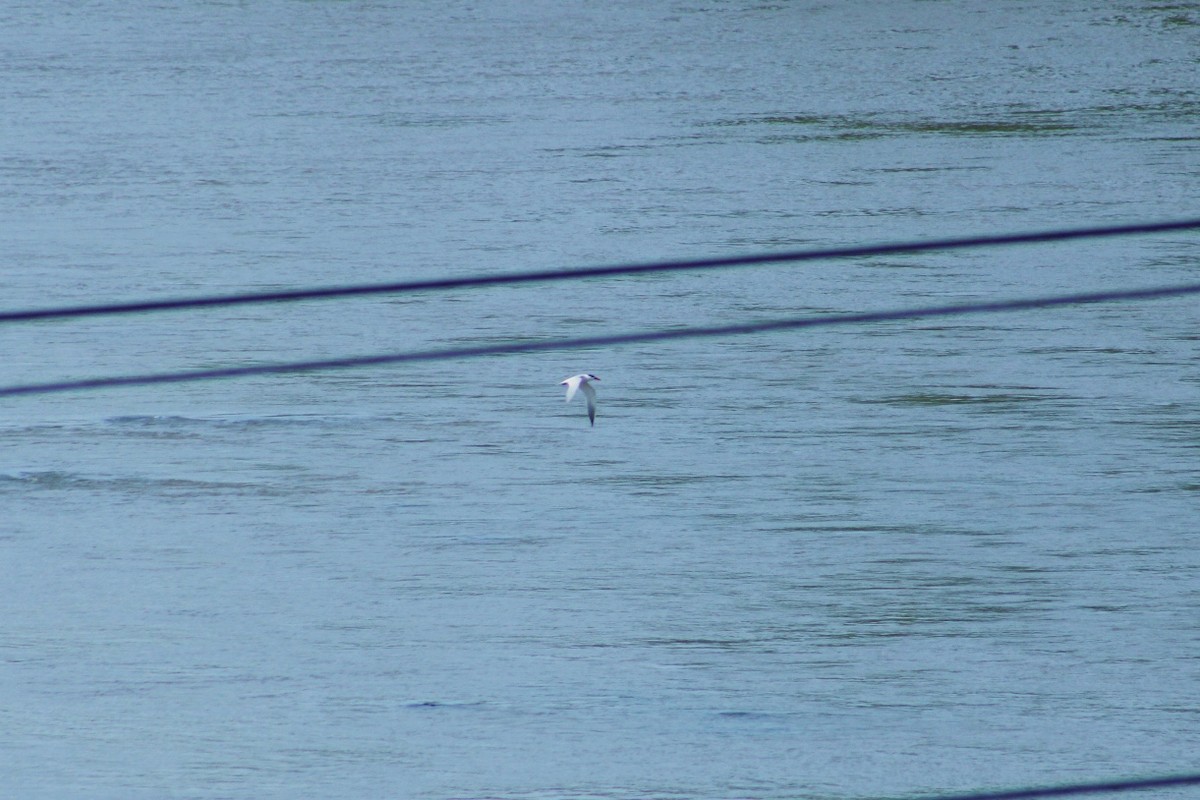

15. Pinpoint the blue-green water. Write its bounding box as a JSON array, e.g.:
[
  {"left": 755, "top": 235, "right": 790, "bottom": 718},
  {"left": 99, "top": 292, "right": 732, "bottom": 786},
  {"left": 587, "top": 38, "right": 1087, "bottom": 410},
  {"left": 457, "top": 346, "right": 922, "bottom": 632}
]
[{"left": 2, "top": 2, "right": 1199, "bottom": 798}]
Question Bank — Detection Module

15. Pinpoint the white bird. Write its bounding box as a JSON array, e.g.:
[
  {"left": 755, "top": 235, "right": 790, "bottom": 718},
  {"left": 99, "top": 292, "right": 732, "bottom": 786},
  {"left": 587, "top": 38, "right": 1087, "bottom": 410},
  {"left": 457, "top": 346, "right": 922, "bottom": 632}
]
[{"left": 560, "top": 373, "right": 600, "bottom": 426}]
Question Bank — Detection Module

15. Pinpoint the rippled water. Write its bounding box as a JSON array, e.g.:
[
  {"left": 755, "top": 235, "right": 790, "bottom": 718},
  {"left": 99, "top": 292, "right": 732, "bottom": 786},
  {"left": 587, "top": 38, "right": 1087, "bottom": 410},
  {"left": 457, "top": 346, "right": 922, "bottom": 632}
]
[{"left": 2, "top": 2, "right": 1200, "bottom": 798}]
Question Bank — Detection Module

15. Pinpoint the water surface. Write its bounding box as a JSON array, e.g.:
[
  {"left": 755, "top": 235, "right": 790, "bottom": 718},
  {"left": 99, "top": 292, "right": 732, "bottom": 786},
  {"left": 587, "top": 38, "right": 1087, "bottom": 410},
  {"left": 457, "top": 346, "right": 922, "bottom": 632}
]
[{"left": 2, "top": 2, "right": 1199, "bottom": 798}]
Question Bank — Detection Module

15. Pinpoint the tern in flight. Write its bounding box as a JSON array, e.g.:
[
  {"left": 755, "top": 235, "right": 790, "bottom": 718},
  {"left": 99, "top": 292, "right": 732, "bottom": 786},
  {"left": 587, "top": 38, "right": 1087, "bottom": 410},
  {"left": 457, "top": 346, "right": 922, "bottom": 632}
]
[{"left": 560, "top": 373, "right": 600, "bottom": 426}]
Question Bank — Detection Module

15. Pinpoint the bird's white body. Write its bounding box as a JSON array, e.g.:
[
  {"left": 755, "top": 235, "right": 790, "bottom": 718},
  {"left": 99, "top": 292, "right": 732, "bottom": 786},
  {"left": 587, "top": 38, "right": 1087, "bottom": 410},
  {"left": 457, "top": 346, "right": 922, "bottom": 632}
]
[{"left": 560, "top": 373, "right": 600, "bottom": 426}]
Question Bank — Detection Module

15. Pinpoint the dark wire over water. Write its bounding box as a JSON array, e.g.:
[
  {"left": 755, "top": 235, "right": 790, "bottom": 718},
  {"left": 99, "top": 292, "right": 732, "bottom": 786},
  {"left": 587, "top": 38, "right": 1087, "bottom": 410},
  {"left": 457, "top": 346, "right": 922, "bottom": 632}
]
[
  {"left": 2, "top": 280, "right": 1199, "bottom": 398},
  {"left": 2, "top": 216, "right": 1198, "bottom": 323},
  {"left": 905, "top": 772, "right": 1200, "bottom": 800}
]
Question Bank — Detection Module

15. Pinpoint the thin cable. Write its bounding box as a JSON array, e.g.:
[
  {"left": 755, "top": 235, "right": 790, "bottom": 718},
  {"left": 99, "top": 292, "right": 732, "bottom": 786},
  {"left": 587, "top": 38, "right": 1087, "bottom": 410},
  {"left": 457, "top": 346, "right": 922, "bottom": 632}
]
[
  {"left": 903, "top": 772, "right": 1200, "bottom": 800},
  {"left": 2, "top": 217, "right": 1198, "bottom": 324},
  {"left": 2, "top": 280, "right": 1198, "bottom": 398}
]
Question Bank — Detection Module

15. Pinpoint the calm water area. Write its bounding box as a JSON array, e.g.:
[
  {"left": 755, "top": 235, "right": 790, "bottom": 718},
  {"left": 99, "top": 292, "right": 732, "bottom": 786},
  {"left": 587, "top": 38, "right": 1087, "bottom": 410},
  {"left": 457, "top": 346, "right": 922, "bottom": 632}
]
[{"left": 2, "top": 2, "right": 1200, "bottom": 798}]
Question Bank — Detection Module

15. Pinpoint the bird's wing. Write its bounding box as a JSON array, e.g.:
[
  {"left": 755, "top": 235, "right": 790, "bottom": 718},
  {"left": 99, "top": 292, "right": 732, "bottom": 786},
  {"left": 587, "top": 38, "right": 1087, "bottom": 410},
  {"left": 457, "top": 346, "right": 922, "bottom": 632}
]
[
  {"left": 581, "top": 382, "right": 597, "bottom": 425},
  {"left": 563, "top": 378, "right": 579, "bottom": 403}
]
